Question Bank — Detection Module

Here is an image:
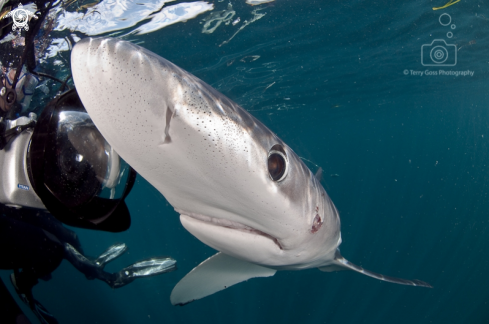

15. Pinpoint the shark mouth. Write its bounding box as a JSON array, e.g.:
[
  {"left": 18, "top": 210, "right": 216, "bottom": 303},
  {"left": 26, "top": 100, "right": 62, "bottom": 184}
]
[{"left": 175, "top": 209, "right": 283, "bottom": 250}]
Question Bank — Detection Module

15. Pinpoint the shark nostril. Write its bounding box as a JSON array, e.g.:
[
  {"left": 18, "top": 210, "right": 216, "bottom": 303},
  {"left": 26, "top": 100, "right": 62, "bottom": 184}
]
[{"left": 311, "top": 214, "right": 322, "bottom": 233}]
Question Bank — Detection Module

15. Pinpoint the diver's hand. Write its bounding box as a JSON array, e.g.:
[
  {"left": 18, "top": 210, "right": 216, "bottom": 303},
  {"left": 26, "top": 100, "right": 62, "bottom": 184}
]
[
  {"left": 94, "top": 243, "right": 128, "bottom": 269},
  {"left": 112, "top": 257, "right": 177, "bottom": 288}
]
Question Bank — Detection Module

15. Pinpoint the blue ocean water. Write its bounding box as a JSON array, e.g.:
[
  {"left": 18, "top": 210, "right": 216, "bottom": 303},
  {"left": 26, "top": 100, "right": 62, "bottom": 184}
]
[{"left": 2, "top": 0, "right": 489, "bottom": 322}]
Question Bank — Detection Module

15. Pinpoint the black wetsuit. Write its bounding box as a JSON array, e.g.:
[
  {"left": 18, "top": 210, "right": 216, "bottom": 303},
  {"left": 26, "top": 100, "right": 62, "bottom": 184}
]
[
  {"left": 0, "top": 205, "right": 78, "bottom": 324},
  {"left": 0, "top": 204, "right": 117, "bottom": 324},
  {"left": 0, "top": 203, "right": 124, "bottom": 287},
  {"left": 0, "top": 205, "right": 79, "bottom": 283}
]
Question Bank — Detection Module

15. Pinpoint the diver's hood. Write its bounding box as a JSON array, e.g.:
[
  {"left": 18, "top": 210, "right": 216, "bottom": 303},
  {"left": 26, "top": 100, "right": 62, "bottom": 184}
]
[{"left": 28, "top": 89, "right": 136, "bottom": 232}]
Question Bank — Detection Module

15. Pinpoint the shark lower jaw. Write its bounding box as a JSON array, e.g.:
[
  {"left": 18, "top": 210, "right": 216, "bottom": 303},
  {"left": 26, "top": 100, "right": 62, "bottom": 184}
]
[
  {"left": 176, "top": 209, "right": 283, "bottom": 250},
  {"left": 177, "top": 210, "right": 284, "bottom": 263}
]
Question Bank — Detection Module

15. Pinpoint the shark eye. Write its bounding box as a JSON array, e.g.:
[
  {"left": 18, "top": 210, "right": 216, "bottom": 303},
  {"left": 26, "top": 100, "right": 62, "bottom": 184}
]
[
  {"left": 311, "top": 214, "right": 322, "bottom": 233},
  {"left": 268, "top": 145, "right": 288, "bottom": 182}
]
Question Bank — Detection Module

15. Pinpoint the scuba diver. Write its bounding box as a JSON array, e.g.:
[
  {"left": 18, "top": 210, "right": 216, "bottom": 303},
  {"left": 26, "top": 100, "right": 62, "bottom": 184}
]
[{"left": 0, "top": 0, "right": 177, "bottom": 323}]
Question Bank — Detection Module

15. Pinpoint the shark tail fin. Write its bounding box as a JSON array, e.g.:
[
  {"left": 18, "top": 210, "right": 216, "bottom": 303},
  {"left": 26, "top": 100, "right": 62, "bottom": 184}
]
[{"left": 319, "top": 250, "right": 432, "bottom": 288}]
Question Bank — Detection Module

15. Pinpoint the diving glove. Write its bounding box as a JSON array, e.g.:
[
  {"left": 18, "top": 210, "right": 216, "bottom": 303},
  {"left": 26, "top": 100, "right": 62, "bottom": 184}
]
[
  {"left": 112, "top": 257, "right": 177, "bottom": 288},
  {"left": 94, "top": 243, "right": 128, "bottom": 268}
]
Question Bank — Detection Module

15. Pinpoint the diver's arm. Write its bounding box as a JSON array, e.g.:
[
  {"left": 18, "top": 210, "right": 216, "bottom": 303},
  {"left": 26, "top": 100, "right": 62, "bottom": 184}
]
[
  {"left": 62, "top": 243, "right": 177, "bottom": 289},
  {"left": 62, "top": 243, "right": 116, "bottom": 283}
]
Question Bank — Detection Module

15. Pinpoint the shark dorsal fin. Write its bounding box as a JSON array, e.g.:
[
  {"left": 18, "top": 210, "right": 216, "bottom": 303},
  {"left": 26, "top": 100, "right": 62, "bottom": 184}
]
[
  {"left": 314, "top": 167, "right": 323, "bottom": 182},
  {"left": 171, "top": 252, "right": 276, "bottom": 306},
  {"left": 318, "top": 249, "right": 432, "bottom": 288}
]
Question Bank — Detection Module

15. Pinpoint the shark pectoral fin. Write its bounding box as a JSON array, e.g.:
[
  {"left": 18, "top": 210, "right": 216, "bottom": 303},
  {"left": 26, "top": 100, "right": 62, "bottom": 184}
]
[
  {"left": 319, "top": 250, "right": 432, "bottom": 288},
  {"left": 170, "top": 252, "right": 276, "bottom": 306}
]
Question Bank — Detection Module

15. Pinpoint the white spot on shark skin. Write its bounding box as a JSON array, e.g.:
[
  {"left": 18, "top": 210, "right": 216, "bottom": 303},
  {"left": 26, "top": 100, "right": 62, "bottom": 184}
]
[{"left": 71, "top": 38, "right": 432, "bottom": 306}]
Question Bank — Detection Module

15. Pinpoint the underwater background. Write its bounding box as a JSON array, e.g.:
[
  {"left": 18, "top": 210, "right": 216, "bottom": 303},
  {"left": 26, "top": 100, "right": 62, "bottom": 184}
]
[{"left": 2, "top": 0, "right": 489, "bottom": 322}]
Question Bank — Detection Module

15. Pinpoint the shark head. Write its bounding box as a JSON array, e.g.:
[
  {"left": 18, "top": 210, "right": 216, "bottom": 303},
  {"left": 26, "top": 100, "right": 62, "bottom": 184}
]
[
  {"left": 71, "top": 37, "right": 341, "bottom": 270},
  {"left": 72, "top": 37, "right": 431, "bottom": 305},
  {"left": 177, "top": 147, "right": 343, "bottom": 271}
]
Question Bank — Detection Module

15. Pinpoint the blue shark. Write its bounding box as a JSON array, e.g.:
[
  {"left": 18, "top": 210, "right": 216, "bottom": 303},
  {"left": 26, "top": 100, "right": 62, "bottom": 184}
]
[{"left": 71, "top": 38, "right": 431, "bottom": 305}]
